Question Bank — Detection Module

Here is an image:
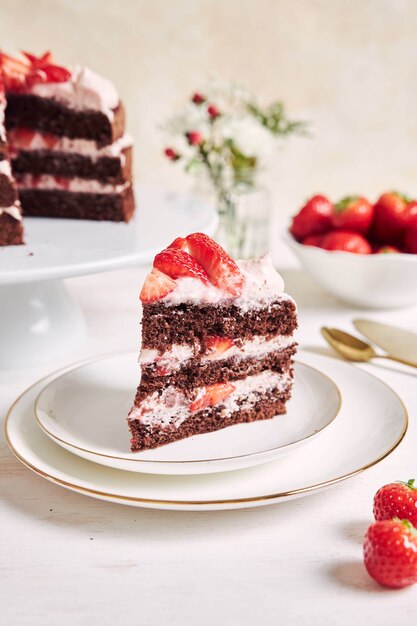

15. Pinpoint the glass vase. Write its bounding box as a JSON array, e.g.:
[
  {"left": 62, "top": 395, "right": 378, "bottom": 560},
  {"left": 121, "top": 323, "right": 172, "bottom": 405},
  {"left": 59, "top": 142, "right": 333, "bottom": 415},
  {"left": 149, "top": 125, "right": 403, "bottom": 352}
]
[{"left": 215, "top": 182, "right": 270, "bottom": 259}]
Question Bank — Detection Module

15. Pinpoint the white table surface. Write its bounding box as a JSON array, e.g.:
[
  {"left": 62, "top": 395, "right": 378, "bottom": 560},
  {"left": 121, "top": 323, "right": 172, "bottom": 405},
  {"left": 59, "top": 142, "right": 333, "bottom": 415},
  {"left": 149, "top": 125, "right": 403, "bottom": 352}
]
[{"left": 1, "top": 236, "right": 417, "bottom": 625}]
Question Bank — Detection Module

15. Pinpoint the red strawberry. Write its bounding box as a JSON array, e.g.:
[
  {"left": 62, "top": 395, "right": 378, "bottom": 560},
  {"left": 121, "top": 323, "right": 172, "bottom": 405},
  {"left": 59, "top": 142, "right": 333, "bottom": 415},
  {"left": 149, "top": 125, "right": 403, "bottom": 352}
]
[
  {"left": 302, "top": 234, "right": 324, "bottom": 247},
  {"left": 0, "top": 52, "right": 30, "bottom": 91},
  {"left": 404, "top": 217, "right": 417, "bottom": 254},
  {"left": 374, "top": 479, "right": 417, "bottom": 525},
  {"left": 372, "top": 192, "right": 410, "bottom": 245},
  {"left": 321, "top": 231, "right": 372, "bottom": 254},
  {"left": 186, "top": 233, "right": 244, "bottom": 296},
  {"left": 204, "top": 336, "right": 234, "bottom": 359},
  {"left": 22, "top": 50, "right": 53, "bottom": 67},
  {"left": 375, "top": 245, "right": 401, "bottom": 254},
  {"left": 189, "top": 382, "right": 235, "bottom": 413},
  {"left": 140, "top": 268, "right": 176, "bottom": 303},
  {"left": 8, "top": 127, "right": 36, "bottom": 149},
  {"left": 290, "top": 195, "right": 333, "bottom": 241},
  {"left": 332, "top": 195, "right": 374, "bottom": 235},
  {"left": 42, "top": 64, "right": 71, "bottom": 83},
  {"left": 153, "top": 248, "right": 209, "bottom": 284},
  {"left": 26, "top": 68, "right": 48, "bottom": 86},
  {"left": 168, "top": 236, "right": 188, "bottom": 250},
  {"left": 363, "top": 519, "right": 417, "bottom": 588}
]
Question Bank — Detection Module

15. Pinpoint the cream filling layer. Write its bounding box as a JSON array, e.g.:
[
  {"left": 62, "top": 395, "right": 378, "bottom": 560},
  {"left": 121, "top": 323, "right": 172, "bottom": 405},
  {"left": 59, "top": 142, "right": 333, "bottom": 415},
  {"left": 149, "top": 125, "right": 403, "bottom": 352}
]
[
  {"left": 0, "top": 202, "right": 22, "bottom": 221},
  {"left": 129, "top": 370, "right": 292, "bottom": 428},
  {"left": 8, "top": 131, "right": 132, "bottom": 161},
  {"left": 15, "top": 173, "right": 130, "bottom": 195},
  {"left": 139, "top": 334, "right": 296, "bottom": 372}
]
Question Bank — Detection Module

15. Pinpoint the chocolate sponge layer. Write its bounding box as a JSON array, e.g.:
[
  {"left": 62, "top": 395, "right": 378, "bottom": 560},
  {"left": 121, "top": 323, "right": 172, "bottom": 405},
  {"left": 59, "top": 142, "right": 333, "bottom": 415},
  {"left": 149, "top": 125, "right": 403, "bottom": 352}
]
[
  {"left": 19, "top": 185, "right": 135, "bottom": 222},
  {"left": 128, "top": 388, "right": 291, "bottom": 451},
  {"left": 6, "top": 94, "right": 125, "bottom": 146},
  {"left": 12, "top": 145, "right": 132, "bottom": 184},
  {"left": 141, "top": 298, "right": 298, "bottom": 352}
]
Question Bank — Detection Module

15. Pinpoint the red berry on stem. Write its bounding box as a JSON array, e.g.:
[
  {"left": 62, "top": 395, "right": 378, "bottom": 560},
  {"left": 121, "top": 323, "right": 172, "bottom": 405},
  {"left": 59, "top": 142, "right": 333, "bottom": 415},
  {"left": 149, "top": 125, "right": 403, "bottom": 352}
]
[
  {"left": 185, "top": 131, "right": 203, "bottom": 146},
  {"left": 207, "top": 104, "right": 220, "bottom": 118},
  {"left": 364, "top": 519, "right": 417, "bottom": 588},
  {"left": 164, "top": 147, "right": 180, "bottom": 161},
  {"left": 192, "top": 92, "right": 205, "bottom": 104},
  {"left": 290, "top": 194, "right": 333, "bottom": 241}
]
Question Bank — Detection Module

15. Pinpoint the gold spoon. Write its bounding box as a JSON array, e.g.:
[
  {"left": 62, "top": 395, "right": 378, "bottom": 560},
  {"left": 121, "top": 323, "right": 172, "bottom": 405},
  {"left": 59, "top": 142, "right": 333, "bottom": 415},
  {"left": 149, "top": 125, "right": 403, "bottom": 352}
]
[{"left": 321, "top": 327, "right": 417, "bottom": 368}]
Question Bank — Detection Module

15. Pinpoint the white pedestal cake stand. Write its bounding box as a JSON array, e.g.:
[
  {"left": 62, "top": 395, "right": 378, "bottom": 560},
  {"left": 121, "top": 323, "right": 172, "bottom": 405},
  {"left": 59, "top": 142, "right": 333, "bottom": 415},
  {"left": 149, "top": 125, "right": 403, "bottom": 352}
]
[{"left": 0, "top": 186, "right": 217, "bottom": 368}]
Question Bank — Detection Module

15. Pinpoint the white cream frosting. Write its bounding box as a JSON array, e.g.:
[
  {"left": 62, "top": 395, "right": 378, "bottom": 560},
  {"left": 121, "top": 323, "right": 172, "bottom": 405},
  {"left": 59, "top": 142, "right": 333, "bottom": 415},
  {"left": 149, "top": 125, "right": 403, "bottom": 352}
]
[
  {"left": 15, "top": 173, "right": 130, "bottom": 195},
  {"left": 129, "top": 370, "right": 291, "bottom": 428},
  {"left": 9, "top": 131, "right": 132, "bottom": 161},
  {"left": 27, "top": 66, "right": 119, "bottom": 119},
  {"left": 0, "top": 159, "right": 12, "bottom": 176},
  {"left": 161, "top": 254, "right": 288, "bottom": 311},
  {"left": 0, "top": 202, "right": 22, "bottom": 221},
  {"left": 0, "top": 96, "right": 6, "bottom": 142},
  {"left": 140, "top": 334, "right": 296, "bottom": 372}
]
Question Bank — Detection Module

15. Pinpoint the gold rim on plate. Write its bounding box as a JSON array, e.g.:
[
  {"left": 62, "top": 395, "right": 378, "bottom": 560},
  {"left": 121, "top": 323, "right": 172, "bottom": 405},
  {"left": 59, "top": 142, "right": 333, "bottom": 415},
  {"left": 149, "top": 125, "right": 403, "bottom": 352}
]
[
  {"left": 32, "top": 352, "right": 342, "bottom": 465},
  {"left": 4, "top": 350, "right": 408, "bottom": 507}
]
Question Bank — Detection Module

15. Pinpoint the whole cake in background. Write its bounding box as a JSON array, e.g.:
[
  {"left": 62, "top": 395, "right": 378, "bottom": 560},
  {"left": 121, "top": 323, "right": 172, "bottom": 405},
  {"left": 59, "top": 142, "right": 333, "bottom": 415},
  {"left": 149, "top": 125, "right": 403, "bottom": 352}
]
[
  {"left": 128, "top": 233, "right": 298, "bottom": 451},
  {"left": 0, "top": 50, "right": 134, "bottom": 246}
]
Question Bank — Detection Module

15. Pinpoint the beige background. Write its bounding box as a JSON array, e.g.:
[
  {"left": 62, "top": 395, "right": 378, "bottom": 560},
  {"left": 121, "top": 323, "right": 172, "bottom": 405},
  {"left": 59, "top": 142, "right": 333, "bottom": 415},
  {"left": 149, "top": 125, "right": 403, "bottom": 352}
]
[{"left": 1, "top": 0, "right": 416, "bottom": 218}]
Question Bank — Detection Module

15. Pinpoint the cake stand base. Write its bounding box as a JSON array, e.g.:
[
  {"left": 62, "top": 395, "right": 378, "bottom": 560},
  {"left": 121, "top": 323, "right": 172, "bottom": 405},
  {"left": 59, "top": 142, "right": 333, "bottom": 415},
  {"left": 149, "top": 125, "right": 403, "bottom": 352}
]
[{"left": 0, "top": 280, "right": 86, "bottom": 369}]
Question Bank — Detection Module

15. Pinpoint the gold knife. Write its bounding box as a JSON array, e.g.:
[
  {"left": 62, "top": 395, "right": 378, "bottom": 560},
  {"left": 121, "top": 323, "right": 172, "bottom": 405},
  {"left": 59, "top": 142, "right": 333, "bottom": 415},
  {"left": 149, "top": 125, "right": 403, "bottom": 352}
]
[{"left": 353, "top": 319, "right": 417, "bottom": 368}]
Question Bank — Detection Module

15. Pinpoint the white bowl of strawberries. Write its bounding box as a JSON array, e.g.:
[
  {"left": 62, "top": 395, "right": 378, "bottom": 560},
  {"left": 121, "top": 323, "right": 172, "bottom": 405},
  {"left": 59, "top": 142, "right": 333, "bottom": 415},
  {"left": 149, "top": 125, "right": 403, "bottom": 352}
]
[{"left": 287, "top": 192, "right": 417, "bottom": 309}]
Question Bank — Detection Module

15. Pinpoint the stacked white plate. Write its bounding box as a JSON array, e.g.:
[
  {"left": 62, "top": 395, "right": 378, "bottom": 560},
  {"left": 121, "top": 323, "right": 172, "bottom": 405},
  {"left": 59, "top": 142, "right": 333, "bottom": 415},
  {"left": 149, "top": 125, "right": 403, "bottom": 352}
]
[{"left": 5, "top": 348, "right": 407, "bottom": 511}]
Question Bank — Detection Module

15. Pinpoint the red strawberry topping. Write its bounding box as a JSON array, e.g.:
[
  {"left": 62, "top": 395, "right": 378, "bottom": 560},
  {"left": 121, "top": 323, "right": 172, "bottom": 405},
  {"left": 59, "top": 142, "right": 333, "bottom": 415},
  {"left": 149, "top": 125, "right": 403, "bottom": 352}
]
[
  {"left": 185, "top": 232, "right": 244, "bottom": 295},
  {"left": 0, "top": 50, "right": 71, "bottom": 92},
  {"left": 140, "top": 268, "right": 176, "bottom": 303},
  {"left": 364, "top": 519, "right": 417, "bottom": 588},
  {"left": 153, "top": 248, "right": 209, "bottom": 284},
  {"left": 189, "top": 382, "right": 235, "bottom": 413},
  {"left": 168, "top": 236, "right": 188, "bottom": 251},
  {"left": 204, "top": 336, "right": 234, "bottom": 359}
]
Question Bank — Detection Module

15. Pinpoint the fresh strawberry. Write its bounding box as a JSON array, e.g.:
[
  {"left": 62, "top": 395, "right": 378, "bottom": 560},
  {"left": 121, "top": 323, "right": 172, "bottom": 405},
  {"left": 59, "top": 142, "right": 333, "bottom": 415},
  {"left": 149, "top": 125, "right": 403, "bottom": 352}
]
[
  {"left": 373, "top": 479, "right": 417, "bottom": 526},
  {"left": 168, "top": 236, "right": 188, "bottom": 251},
  {"left": 404, "top": 216, "right": 417, "bottom": 254},
  {"left": 332, "top": 195, "right": 374, "bottom": 235},
  {"left": 363, "top": 519, "right": 417, "bottom": 588},
  {"left": 375, "top": 245, "right": 401, "bottom": 254},
  {"left": 322, "top": 231, "right": 372, "bottom": 254},
  {"left": 290, "top": 195, "right": 333, "bottom": 241},
  {"left": 302, "top": 234, "right": 324, "bottom": 247},
  {"left": 153, "top": 248, "right": 209, "bottom": 284},
  {"left": 42, "top": 64, "right": 71, "bottom": 83},
  {"left": 140, "top": 268, "right": 176, "bottom": 303},
  {"left": 204, "top": 336, "right": 234, "bottom": 359},
  {"left": 8, "top": 127, "right": 36, "bottom": 149},
  {"left": 0, "top": 52, "right": 30, "bottom": 91},
  {"left": 185, "top": 232, "right": 244, "bottom": 295},
  {"left": 372, "top": 192, "right": 410, "bottom": 245},
  {"left": 189, "top": 382, "right": 235, "bottom": 413}
]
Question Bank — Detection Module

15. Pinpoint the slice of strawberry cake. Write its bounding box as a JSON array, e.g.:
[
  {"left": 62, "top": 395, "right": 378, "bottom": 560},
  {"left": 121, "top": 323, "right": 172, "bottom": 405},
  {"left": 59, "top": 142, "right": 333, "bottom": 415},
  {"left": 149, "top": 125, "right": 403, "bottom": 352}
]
[{"left": 128, "top": 233, "right": 298, "bottom": 451}]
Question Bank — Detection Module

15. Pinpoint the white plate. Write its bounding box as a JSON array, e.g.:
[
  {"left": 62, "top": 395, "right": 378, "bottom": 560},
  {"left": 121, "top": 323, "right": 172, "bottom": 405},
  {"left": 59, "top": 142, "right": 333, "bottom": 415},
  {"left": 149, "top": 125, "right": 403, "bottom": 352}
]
[
  {"left": 34, "top": 351, "right": 341, "bottom": 475},
  {"left": 0, "top": 185, "right": 217, "bottom": 285},
  {"left": 5, "top": 352, "right": 407, "bottom": 511}
]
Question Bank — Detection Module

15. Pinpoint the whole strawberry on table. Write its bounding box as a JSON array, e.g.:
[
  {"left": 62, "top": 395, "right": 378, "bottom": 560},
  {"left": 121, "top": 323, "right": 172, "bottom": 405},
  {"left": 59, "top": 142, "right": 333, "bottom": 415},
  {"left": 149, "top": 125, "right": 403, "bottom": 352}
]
[
  {"left": 290, "top": 192, "right": 417, "bottom": 254},
  {"left": 363, "top": 479, "right": 417, "bottom": 589}
]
